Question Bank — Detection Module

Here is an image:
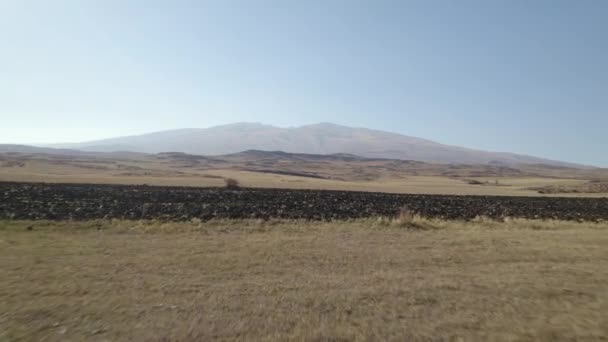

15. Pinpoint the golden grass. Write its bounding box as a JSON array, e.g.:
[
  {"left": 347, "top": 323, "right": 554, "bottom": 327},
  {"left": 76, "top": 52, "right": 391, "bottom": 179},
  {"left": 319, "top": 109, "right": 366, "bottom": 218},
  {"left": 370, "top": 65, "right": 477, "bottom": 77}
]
[
  {"left": 1, "top": 218, "right": 607, "bottom": 341},
  {"left": 2, "top": 154, "right": 607, "bottom": 196},
  {"left": 0, "top": 167, "right": 604, "bottom": 197}
]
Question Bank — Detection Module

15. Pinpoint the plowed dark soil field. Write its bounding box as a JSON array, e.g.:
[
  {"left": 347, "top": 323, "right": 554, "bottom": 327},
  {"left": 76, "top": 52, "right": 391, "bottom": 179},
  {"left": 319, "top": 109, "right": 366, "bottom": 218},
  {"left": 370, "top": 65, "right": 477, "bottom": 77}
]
[{"left": 1, "top": 182, "right": 608, "bottom": 221}]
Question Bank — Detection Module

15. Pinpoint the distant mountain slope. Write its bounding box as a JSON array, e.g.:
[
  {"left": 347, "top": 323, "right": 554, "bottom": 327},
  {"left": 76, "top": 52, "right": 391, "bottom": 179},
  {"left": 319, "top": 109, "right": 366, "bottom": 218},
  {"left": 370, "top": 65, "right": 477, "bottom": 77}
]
[
  {"left": 0, "top": 144, "right": 147, "bottom": 159},
  {"left": 0, "top": 144, "right": 87, "bottom": 155},
  {"left": 50, "top": 122, "right": 589, "bottom": 167}
]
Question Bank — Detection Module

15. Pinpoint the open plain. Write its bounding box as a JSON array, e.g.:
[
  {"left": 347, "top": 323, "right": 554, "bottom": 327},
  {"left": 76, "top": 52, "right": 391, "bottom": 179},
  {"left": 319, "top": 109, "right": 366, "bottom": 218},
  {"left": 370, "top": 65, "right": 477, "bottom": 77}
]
[
  {"left": 2, "top": 149, "right": 608, "bottom": 342},
  {"left": 1, "top": 148, "right": 608, "bottom": 197},
  {"left": 1, "top": 218, "right": 607, "bottom": 341}
]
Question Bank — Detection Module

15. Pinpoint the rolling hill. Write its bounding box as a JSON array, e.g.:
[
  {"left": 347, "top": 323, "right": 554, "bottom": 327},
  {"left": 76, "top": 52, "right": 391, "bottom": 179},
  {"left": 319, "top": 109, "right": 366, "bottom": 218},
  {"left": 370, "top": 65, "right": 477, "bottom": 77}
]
[{"left": 2, "top": 146, "right": 607, "bottom": 196}]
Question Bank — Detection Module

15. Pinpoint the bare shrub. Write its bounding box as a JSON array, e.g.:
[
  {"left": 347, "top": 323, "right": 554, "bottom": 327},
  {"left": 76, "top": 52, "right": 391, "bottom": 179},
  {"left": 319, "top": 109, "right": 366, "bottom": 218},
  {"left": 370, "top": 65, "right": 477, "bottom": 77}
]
[
  {"left": 397, "top": 206, "right": 416, "bottom": 224},
  {"left": 376, "top": 217, "right": 391, "bottom": 227},
  {"left": 392, "top": 206, "right": 426, "bottom": 228},
  {"left": 224, "top": 178, "right": 240, "bottom": 189}
]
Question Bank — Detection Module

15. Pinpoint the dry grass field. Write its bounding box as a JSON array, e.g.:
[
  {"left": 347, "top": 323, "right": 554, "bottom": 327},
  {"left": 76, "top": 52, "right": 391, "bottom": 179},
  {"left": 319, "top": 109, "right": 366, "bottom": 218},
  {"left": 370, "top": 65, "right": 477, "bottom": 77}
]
[
  {"left": 0, "top": 167, "right": 596, "bottom": 197},
  {"left": 2, "top": 149, "right": 608, "bottom": 197},
  {"left": 1, "top": 218, "right": 607, "bottom": 341}
]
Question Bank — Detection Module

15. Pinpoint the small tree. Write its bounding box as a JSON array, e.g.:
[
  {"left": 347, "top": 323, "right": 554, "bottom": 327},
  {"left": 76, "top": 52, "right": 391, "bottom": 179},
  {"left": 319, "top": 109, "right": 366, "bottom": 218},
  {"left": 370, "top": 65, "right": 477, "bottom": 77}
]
[{"left": 224, "top": 178, "right": 240, "bottom": 189}]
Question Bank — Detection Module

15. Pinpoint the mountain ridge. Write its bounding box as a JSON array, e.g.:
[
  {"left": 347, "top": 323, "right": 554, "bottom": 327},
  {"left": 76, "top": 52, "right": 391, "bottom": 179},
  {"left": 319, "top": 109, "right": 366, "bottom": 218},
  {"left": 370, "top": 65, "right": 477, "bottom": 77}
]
[{"left": 47, "top": 122, "right": 592, "bottom": 168}]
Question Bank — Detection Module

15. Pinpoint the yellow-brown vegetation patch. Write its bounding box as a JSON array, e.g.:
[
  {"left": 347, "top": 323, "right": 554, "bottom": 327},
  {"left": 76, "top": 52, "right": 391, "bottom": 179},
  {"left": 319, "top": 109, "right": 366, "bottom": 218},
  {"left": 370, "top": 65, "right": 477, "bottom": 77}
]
[{"left": 1, "top": 219, "right": 607, "bottom": 341}]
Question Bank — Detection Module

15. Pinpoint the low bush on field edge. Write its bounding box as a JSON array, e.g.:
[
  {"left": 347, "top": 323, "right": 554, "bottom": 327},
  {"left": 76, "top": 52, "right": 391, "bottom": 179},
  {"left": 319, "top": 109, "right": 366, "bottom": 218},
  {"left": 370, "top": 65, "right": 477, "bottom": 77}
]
[{"left": 224, "top": 178, "right": 240, "bottom": 189}]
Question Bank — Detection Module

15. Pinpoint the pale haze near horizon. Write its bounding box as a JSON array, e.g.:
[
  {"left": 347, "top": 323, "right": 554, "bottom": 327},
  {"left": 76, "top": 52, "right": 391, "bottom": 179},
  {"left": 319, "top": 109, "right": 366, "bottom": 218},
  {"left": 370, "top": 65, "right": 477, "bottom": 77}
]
[{"left": 1, "top": 1, "right": 607, "bottom": 166}]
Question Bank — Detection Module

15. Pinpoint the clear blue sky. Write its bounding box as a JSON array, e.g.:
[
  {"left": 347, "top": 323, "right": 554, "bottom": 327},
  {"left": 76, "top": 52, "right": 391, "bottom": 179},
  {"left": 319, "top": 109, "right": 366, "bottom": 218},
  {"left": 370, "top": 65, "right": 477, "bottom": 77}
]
[{"left": 1, "top": 1, "right": 607, "bottom": 166}]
